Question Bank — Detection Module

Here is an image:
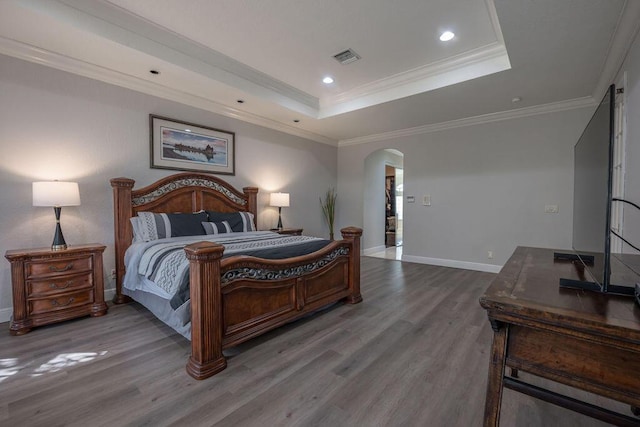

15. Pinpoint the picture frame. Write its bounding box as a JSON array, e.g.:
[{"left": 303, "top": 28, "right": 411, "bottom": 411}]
[{"left": 150, "top": 115, "right": 235, "bottom": 175}]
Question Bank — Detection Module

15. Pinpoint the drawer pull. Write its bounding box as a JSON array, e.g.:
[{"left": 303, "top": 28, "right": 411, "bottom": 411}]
[
  {"left": 50, "top": 280, "right": 73, "bottom": 290},
  {"left": 49, "top": 263, "right": 73, "bottom": 273},
  {"left": 51, "top": 297, "right": 75, "bottom": 307}
]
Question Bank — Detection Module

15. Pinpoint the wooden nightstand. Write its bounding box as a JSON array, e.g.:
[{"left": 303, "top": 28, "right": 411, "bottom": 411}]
[
  {"left": 270, "top": 228, "right": 303, "bottom": 236},
  {"left": 5, "top": 244, "right": 108, "bottom": 335}
]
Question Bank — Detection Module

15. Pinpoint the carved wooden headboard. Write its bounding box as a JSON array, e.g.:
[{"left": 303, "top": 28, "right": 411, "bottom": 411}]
[{"left": 110, "top": 172, "right": 258, "bottom": 302}]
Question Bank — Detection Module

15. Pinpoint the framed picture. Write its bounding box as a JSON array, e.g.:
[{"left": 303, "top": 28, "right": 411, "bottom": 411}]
[{"left": 150, "top": 115, "right": 235, "bottom": 175}]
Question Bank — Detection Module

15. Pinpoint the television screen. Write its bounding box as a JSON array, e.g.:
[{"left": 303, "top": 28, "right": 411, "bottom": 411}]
[
  {"left": 566, "top": 85, "right": 638, "bottom": 296},
  {"left": 571, "top": 85, "right": 614, "bottom": 287}
]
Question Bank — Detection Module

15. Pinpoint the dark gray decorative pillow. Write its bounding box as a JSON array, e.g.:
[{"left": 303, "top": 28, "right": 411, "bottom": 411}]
[
  {"left": 201, "top": 221, "right": 232, "bottom": 235},
  {"left": 137, "top": 211, "right": 208, "bottom": 241},
  {"left": 206, "top": 211, "right": 256, "bottom": 232}
]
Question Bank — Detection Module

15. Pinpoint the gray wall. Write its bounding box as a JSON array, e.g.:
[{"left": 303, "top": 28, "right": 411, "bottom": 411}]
[
  {"left": 0, "top": 55, "right": 337, "bottom": 320},
  {"left": 337, "top": 109, "right": 593, "bottom": 271}
]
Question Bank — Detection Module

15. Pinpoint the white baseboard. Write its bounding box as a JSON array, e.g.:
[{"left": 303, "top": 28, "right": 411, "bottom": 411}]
[
  {"left": 0, "top": 287, "right": 118, "bottom": 326},
  {"left": 105, "top": 287, "right": 116, "bottom": 302},
  {"left": 0, "top": 307, "right": 11, "bottom": 324},
  {"left": 401, "top": 254, "right": 502, "bottom": 273}
]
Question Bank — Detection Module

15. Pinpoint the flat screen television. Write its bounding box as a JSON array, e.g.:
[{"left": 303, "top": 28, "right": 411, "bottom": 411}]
[{"left": 556, "top": 84, "right": 634, "bottom": 295}]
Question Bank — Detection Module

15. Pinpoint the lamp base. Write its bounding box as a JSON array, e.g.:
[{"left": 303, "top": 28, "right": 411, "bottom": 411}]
[
  {"left": 51, "top": 207, "right": 68, "bottom": 251},
  {"left": 277, "top": 206, "right": 283, "bottom": 230}
]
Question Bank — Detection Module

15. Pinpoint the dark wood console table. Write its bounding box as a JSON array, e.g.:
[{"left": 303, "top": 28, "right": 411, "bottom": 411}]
[{"left": 479, "top": 246, "right": 640, "bottom": 426}]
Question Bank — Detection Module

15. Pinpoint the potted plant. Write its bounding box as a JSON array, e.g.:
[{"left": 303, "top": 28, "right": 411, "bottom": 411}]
[{"left": 320, "top": 188, "right": 337, "bottom": 240}]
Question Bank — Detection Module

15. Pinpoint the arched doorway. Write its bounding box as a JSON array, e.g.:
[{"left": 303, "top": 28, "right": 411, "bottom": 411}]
[{"left": 363, "top": 148, "right": 404, "bottom": 259}]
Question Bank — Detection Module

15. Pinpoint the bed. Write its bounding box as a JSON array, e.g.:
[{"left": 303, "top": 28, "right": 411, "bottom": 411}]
[{"left": 111, "top": 172, "right": 362, "bottom": 380}]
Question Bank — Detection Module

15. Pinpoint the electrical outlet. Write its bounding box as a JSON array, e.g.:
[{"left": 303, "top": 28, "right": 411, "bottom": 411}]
[
  {"left": 423, "top": 195, "right": 431, "bottom": 206},
  {"left": 488, "top": 251, "right": 494, "bottom": 259},
  {"left": 110, "top": 269, "right": 116, "bottom": 280},
  {"left": 544, "top": 204, "right": 559, "bottom": 213}
]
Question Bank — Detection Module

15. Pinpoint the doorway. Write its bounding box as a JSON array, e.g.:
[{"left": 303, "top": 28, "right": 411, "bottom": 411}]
[
  {"left": 385, "top": 165, "right": 403, "bottom": 247},
  {"left": 362, "top": 148, "right": 404, "bottom": 259}
]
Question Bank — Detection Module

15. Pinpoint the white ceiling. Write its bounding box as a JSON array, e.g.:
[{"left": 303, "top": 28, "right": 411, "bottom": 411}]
[{"left": 1, "top": 0, "right": 639, "bottom": 146}]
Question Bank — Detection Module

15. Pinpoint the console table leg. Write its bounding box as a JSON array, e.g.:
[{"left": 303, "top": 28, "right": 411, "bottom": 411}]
[{"left": 484, "top": 324, "right": 508, "bottom": 427}]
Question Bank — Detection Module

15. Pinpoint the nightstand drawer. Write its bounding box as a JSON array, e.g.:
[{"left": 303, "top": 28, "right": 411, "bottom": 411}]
[
  {"left": 27, "top": 273, "right": 93, "bottom": 297},
  {"left": 28, "top": 289, "right": 94, "bottom": 315},
  {"left": 26, "top": 256, "right": 92, "bottom": 278}
]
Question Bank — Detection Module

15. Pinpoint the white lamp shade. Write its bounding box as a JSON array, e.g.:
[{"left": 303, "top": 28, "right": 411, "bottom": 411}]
[
  {"left": 270, "top": 192, "right": 290, "bottom": 207},
  {"left": 33, "top": 181, "right": 81, "bottom": 207}
]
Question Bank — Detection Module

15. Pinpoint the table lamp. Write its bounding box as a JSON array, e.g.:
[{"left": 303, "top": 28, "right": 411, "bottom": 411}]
[
  {"left": 33, "top": 181, "right": 81, "bottom": 250},
  {"left": 270, "top": 192, "right": 290, "bottom": 230}
]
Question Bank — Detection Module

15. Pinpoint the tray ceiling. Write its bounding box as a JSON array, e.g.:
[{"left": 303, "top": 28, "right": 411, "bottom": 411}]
[{"left": 0, "top": 0, "right": 637, "bottom": 145}]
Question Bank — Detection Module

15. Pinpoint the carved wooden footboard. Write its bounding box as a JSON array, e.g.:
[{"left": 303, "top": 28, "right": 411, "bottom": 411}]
[{"left": 184, "top": 227, "right": 362, "bottom": 379}]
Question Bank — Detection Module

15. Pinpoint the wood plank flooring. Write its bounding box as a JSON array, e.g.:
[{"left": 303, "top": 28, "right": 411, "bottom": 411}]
[{"left": 0, "top": 257, "right": 630, "bottom": 426}]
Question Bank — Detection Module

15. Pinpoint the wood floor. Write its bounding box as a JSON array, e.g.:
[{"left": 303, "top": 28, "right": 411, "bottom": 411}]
[{"left": 0, "top": 257, "right": 628, "bottom": 426}]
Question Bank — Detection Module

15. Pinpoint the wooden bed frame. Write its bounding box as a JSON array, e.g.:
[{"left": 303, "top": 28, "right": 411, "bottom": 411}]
[{"left": 111, "top": 173, "right": 362, "bottom": 380}]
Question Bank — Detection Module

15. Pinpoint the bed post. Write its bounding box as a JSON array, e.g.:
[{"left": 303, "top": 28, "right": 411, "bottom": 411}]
[
  {"left": 110, "top": 178, "right": 135, "bottom": 304},
  {"left": 184, "top": 241, "right": 227, "bottom": 380},
  {"left": 341, "top": 227, "right": 363, "bottom": 304},
  {"left": 243, "top": 186, "right": 259, "bottom": 220}
]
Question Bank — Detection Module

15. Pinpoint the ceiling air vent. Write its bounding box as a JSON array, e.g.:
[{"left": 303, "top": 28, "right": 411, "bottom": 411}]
[{"left": 333, "top": 49, "right": 361, "bottom": 65}]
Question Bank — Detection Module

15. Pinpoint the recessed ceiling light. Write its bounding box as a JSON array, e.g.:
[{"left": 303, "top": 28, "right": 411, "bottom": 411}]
[
  {"left": 439, "top": 31, "right": 455, "bottom": 42},
  {"left": 512, "top": 97, "right": 522, "bottom": 103},
  {"left": 322, "top": 76, "right": 334, "bottom": 84},
  {"left": 184, "top": 129, "right": 191, "bottom": 132}
]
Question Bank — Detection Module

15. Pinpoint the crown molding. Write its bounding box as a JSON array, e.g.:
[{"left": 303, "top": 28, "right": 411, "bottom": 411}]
[
  {"left": 319, "top": 43, "right": 511, "bottom": 118},
  {"left": 592, "top": 0, "right": 640, "bottom": 99},
  {"left": 19, "top": 0, "right": 320, "bottom": 116},
  {"left": 0, "top": 34, "right": 594, "bottom": 150},
  {"left": 485, "top": 0, "right": 506, "bottom": 45},
  {"left": 0, "top": 36, "right": 337, "bottom": 146},
  {"left": 319, "top": 0, "right": 510, "bottom": 118},
  {"left": 323, "top": 44, "right": 508, "bottom": 107},
  {"left": 17, "top": 0, "right": 514, "bottom": 121},
  {"left": 4, "top": 0, "right": 618, "bottom": 150},
  {"left": 338, "top": 96, "right": 596, "bottom": 147}
]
